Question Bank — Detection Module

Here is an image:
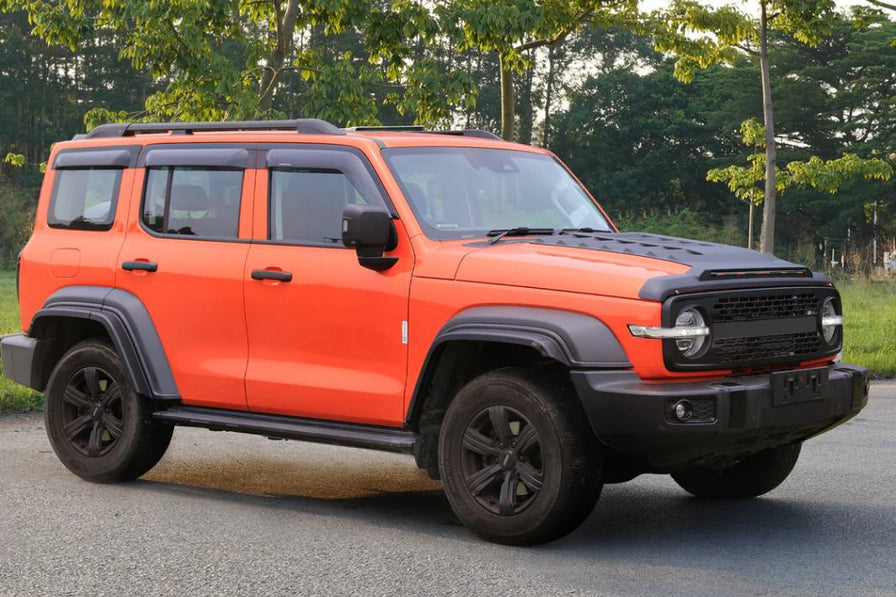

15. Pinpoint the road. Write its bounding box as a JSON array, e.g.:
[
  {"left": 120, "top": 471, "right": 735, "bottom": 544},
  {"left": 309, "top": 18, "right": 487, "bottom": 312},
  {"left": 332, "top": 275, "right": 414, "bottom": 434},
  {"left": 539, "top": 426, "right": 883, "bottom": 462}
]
[{"left": 1, "top": 383, "right": 894, "bottom": 596}]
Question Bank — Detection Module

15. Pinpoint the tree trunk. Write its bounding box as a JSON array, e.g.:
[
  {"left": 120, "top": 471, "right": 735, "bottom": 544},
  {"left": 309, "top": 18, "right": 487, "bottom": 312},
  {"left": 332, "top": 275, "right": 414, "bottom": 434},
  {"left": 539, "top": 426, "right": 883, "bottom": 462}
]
[
  {"left": 258, "top": 0, "right": 301, "bottom": 113},
  {"left": 517, "top": 55, "right": 535, "bottom": 145},
  {"left": 758, "top": 1, "right": 777, "bottom": 254},
  {"left": 499, "top": 53, "right": 515, "bottom": 141},
  {"left": 542, "top": 45, "right": 556, "bottom": 147}
]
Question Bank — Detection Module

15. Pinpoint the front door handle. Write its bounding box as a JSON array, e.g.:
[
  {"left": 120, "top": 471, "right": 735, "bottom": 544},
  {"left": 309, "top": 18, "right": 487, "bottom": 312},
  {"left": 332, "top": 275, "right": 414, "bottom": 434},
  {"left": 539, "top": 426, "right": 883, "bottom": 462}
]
[
  {"left": 251, "top": 269, "right": 292, "bottom": 283},
  {"left": 122, "top": 260, "right": 158, "bottom": 272}
]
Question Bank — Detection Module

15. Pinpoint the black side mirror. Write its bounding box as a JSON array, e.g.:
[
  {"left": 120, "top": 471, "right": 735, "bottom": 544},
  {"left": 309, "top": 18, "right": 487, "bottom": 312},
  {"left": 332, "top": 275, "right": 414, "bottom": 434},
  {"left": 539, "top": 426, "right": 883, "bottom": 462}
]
[{"left": 341, "top": 204, "right": 399, "bottom": 271}]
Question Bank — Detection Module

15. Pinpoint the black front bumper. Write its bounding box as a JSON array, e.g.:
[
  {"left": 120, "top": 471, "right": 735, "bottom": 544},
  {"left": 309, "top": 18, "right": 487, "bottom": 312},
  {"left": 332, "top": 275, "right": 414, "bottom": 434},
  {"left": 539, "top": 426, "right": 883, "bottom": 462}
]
[{"left": 570, "top": 363, "right": 869, "bottom": 470}]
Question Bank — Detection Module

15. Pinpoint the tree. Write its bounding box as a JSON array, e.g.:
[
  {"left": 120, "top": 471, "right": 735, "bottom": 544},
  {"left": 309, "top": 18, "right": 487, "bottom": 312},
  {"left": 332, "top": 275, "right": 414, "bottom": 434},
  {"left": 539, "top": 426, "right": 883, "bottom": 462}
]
[
  {"left": 707, "top": 117, "right": 892, "bottom": 202},
  {"left": 654, "top": 0, "right": 847, "bottom": 253},
  {"left": 2, "top": 0, "right": 476, "bottom": 127},
  {"left": 444, "top": 0, "right": 637, "bottom": 141}
]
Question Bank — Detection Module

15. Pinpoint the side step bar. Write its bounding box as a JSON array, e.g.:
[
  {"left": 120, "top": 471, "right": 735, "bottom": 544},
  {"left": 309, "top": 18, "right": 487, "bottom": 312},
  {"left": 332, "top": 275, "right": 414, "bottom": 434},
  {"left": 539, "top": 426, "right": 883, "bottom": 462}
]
[{"left": 154, "top": 406, "right": 417, "bottom": 454}]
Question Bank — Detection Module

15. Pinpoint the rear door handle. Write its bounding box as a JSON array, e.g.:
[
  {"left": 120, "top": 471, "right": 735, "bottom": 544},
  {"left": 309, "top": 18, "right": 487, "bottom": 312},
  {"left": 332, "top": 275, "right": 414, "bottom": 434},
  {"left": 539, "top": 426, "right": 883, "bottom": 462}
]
[
  {"left": 251, "top": 269, "right": 292, "bottom": 283},
  {"left": 122, "top": 261, "right": 158, "bottom": 272}
]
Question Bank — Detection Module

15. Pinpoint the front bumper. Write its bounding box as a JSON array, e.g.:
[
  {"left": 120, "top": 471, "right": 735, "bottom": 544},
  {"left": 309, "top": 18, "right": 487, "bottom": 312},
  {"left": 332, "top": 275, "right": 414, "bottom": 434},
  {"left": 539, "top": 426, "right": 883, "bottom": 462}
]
[
  {"left": 1, "top": 333, "right": 38, "bottom": 389},
  {"left": 570, "top": 363, "right": 869, "bottom": 470}
]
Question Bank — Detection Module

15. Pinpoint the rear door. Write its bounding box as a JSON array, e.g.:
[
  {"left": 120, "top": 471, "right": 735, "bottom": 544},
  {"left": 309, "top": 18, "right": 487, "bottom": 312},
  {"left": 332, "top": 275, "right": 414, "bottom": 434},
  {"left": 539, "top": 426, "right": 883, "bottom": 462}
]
[
  {"left": 116, "top": 145, "right": 254, "bottom": 410},
  {"left": 243, "top": 145, "right": 413, "bottom": 426}
]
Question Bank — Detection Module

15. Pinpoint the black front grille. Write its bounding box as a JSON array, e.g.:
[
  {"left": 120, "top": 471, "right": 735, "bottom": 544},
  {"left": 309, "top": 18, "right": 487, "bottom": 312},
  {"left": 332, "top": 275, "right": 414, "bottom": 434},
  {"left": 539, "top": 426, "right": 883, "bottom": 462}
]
[
  {"left": 663, "top": 287, "right": 839, "bottom": 371},
  {"left": 711, "top": 293, "right": 820, "bottom": 323},
  {"left": 713, "top": 332, "right": 822, "bottom": 364}
]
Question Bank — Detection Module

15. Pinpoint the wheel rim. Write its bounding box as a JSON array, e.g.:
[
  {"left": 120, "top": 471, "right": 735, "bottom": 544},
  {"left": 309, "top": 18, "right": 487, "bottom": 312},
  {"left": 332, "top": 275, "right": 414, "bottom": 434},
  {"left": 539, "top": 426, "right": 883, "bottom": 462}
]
[
  {"left": 59, "top": 366, "right": 124, "bottom": 457},
  {"left": 460, "top": 405, "right": 544, "bottom": 516}
]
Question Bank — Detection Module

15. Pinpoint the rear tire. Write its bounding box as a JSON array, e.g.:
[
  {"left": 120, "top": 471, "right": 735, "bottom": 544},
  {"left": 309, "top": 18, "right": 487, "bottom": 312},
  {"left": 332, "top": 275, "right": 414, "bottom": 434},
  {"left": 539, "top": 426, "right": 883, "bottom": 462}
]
[
  {"left": 438, "top": 368, "right": 603, "bottom": 545},
  {"left": 44, "top": 339, "right": 173, "bottom": 483},
  {"left": 671, "top": 443, "right": 801, "bottom": 499}
]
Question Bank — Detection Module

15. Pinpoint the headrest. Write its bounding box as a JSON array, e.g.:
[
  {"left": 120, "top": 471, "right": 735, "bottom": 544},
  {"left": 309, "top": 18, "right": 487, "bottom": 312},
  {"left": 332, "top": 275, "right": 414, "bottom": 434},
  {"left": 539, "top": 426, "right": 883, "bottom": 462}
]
[{"left": 170, "top": 184, "right": 209, "bottom": 212}]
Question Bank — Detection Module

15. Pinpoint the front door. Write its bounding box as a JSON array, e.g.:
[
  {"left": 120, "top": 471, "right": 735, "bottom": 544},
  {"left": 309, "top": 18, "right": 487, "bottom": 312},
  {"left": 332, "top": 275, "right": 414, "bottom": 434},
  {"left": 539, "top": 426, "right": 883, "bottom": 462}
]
[{"left": 243, "top": 146, "right": 413, "bottom": 427}]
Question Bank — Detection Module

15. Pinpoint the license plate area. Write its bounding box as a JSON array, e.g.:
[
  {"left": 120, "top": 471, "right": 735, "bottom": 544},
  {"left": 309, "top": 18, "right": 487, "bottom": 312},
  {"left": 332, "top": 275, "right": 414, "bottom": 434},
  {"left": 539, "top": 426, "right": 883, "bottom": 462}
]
[{"left": 771, "top": 367, "right": 828, "bottom": 406}]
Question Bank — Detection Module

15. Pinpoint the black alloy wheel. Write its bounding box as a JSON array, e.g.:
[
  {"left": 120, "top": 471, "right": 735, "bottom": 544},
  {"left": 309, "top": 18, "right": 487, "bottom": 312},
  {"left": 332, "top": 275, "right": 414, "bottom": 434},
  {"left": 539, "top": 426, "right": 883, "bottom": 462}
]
[
  {"left": 59, "top": 366, "right": 124, "bottom": 457},
  {"left": 460, "top": 405, "right": 544, "bottom": 516}
]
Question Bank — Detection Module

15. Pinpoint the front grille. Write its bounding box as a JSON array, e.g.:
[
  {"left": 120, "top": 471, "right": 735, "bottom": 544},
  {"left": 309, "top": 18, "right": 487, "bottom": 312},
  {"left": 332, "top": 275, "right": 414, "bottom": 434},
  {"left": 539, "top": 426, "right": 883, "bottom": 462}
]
[
  {"left": 713, "top": 332, "right": 822, "bottom": 364},
  {"left": 663, "top": 287, "right": 839, "bottom": 371},
  {"left": 711, "top": 293, "right": 820, "bottom": 323}
]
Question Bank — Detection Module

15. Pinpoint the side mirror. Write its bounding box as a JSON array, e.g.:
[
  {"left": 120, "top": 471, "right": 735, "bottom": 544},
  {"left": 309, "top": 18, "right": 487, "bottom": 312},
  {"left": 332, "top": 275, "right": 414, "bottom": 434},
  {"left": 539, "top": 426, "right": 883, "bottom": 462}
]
[{"left": 341, "top": 204, "right": 399, "bottom": 271}]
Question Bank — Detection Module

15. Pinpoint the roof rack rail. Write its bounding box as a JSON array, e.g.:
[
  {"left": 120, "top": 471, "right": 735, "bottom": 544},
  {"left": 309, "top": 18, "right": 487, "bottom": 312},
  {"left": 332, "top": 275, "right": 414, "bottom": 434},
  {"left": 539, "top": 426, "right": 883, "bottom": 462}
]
[
  {"left": 344, "top": 125, "right": 501, "bottom": 140},
  {"left": 81, "top": 119, "right": 344, "bottom": 139},
  {"left": 345, "top": 125, "right": 426, "bottom": 133}
]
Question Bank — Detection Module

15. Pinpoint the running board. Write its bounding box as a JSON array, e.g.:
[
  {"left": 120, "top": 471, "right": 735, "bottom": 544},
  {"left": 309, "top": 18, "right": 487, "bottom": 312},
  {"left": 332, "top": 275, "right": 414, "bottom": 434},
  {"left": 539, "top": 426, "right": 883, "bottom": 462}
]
[{"left": 154, "top": 406, "right": 417, "bottom": 454}]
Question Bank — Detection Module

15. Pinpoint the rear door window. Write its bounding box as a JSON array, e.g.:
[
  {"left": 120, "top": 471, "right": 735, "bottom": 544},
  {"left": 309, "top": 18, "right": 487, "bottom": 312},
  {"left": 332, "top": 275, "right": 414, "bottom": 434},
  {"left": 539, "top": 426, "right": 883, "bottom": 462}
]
[
  {"left": 48, "top": 169, "right": 123, "bottom": 231},
  {"left": 142, "top": 167, "right": 244, "bottom": 238}
]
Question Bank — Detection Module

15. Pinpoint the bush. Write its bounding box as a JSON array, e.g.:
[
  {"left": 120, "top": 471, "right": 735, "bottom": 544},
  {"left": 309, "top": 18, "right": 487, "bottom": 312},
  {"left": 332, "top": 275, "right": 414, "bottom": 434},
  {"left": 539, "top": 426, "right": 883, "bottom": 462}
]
[
  {"left": 614, "top": 208, "right": 745, "bottom": 246},
  {"left": 0, "top": 184, "right": 36, "bottom": 269}
]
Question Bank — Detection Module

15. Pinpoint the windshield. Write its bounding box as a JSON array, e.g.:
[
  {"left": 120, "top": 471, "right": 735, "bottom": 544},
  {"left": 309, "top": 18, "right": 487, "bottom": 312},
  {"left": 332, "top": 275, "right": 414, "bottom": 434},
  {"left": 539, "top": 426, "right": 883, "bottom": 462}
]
[{"left": 382, "top": 147, "right": 613, "bottom": 240}]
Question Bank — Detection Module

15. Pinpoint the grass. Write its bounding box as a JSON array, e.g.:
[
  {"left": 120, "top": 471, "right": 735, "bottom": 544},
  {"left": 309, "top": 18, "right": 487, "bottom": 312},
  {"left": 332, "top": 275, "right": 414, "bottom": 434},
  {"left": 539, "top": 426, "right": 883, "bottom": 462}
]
[
  {"left": 0, "top": 272, "right": 893, "bottom": 414},
  {"left": 0, "top": 270, "right": 42, "bottom": 413},
  {"left": 838, "top": 280, "right": 896, "bottom": 379}
]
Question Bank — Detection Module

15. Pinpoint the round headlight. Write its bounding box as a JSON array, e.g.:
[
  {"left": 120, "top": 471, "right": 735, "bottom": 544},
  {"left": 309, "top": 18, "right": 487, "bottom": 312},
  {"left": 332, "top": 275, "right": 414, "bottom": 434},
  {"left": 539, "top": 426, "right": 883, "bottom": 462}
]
[
  {"left": 821, "top": 297, "right": 839, "bottom": 345},
  {"left": 674, "top": 307, "right": 707, "bottom": 357}
]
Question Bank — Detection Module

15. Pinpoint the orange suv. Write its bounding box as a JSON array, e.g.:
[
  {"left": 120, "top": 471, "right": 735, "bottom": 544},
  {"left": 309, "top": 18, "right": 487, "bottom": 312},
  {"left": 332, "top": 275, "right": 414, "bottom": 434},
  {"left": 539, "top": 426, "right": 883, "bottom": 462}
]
[{"left": 1, "top": 119, "right": 868, "bottom": 545}]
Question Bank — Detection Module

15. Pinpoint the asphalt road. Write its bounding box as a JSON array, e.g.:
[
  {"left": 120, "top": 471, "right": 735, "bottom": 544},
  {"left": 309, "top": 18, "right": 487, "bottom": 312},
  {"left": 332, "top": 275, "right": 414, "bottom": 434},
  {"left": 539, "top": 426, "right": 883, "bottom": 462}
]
[{"left": 1, "top": 383, "right": 894, "bottom": 597}]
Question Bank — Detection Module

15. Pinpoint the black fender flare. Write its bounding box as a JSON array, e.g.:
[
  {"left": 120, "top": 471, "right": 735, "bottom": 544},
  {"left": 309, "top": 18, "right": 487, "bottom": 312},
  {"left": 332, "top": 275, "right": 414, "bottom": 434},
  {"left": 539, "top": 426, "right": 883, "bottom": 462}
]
[
  {"left": 405, "top": 305, "right": 631, "bottom": 427},
  {"left": 28, "top": 286, "right": 179, "bottom": 400}
]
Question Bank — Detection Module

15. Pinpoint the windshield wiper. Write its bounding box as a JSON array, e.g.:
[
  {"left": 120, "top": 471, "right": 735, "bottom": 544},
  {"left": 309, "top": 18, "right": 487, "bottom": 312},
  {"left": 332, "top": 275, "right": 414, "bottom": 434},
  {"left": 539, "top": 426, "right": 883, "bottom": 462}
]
[
  {"left": 559, "top": 227, "right": 599, "bottom": 234},
  {"left": 486, "top": 227, "right": 555, "bottom": 245}
]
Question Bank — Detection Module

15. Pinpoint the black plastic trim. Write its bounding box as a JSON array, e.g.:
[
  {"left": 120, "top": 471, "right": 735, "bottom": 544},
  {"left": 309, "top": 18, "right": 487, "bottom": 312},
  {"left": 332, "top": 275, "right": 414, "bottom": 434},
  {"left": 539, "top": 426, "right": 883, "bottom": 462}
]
[
  {"left": 405, "top": 306, "right": 630, "bottom": 426},
  {"left": 661, "top": 286, "right": 840, "bottom": 371},
  {"left": 570, "top": 363, "right": 868, "bottom": 470},
  {"left": 155, "top": 406, "right": 417, "bottom": 453},
  {"left": 83, "top": 119, "right": 344, "bottom": 139},
  {"left": 0, "top": 333, "right": 38, "bottom": 388},
  {"left": 53, "top": 146, "right": 139, "bottom": 169},
  {"left": 28, "top": 286, "right": 179, "bottom": 400},
  {"left": 143, "top": 147, "right": 251, "bottom": 168}
]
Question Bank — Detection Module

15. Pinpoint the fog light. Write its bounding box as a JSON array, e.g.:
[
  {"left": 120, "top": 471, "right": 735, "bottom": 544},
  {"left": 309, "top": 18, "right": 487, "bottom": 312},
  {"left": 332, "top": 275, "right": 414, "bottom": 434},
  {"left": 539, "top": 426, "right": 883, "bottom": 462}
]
[{"left": 673, "top": 400, "right": 693, "bottom": 421}]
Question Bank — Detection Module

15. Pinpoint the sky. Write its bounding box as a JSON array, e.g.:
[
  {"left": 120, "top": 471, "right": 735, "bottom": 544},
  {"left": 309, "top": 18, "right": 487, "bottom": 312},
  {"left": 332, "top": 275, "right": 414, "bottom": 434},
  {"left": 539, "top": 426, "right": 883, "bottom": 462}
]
[{"left": 640, "top": 0, "right": 871, "bottom": 13}]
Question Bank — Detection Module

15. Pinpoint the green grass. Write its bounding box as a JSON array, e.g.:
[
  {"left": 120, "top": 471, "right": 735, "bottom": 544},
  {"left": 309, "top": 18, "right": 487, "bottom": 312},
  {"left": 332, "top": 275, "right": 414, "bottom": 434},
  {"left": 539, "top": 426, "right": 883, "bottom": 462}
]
[
  {"left": 0, "top": 273, "right": 893, "bottom": 414},
  {"left": 839, "top": 280, "right": 896, "bottom": 379},
  {"left": 0, "top": 270, "right": 43, "bottom": 413}
]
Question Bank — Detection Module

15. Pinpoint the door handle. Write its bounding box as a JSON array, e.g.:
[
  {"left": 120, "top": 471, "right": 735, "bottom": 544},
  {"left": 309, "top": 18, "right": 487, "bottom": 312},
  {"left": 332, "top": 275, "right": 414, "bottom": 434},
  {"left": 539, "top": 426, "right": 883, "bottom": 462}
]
[
  {"left": 251, "top": 269, "right": 292, "bottom": 283},
  {"left": 122, "top": 261, "right": 158, "bottom": 272}
]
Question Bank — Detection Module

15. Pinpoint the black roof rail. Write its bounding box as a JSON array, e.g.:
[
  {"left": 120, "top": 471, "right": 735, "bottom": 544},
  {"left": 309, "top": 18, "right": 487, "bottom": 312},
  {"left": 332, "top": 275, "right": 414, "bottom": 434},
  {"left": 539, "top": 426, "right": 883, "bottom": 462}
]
[
  {"left": 344, "top": 125, "right": 501, "bottom": 140},
  {"left": 431, "top": 129, "right": 502, "bottom": 140},
  {"left": 344, "top": 125, "right": 426, "bottom": 133},
  {"left": 80, "top": 119, "right": 344, "bottom": 139}
]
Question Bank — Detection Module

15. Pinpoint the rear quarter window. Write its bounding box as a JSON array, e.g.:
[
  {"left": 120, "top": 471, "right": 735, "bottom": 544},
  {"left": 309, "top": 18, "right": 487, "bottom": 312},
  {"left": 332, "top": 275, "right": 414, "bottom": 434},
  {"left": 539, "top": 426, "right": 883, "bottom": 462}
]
[{"left": 48, "top": 168, "right": 123, "bottom": 231}]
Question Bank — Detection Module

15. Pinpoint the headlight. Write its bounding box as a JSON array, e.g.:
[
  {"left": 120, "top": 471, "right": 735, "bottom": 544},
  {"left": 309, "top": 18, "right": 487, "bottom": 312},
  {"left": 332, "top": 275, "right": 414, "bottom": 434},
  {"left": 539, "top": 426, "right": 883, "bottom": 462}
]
[
  {"left": 820, "top": 297, "right": 842, "bottom": 345},
  {"left": 674, "top": 307, "right": 707, "bottom": 357},
  {"left": 628, "top": 306, "right": 710, "bottom": 359}
]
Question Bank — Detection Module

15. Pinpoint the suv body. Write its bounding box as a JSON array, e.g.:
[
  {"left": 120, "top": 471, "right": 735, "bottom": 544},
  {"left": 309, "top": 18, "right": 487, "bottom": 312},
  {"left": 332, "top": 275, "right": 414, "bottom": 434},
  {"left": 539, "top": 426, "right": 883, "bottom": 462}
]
[{"left": 1, "top": 119, "right": 868, "bottom": 545}]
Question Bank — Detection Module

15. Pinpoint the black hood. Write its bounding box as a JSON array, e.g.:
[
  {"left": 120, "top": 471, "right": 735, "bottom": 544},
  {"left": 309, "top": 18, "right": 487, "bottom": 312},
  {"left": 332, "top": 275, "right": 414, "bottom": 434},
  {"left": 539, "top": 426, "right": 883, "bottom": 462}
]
[{"left": 531, "top": 231, "right": 831, "bottom": 301}]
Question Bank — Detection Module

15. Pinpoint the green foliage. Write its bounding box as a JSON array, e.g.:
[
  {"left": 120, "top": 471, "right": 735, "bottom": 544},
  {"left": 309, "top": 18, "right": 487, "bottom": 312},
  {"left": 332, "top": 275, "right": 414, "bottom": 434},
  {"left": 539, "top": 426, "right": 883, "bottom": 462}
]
[
  {"left": 3, "top": 153, "right": 24, "bottom": 167},
  {"left": 708, "top": 117, "right": 893, "bottom": 202},
  {"left": 654, "top": 0, "right": 838, "bottom": 83}
]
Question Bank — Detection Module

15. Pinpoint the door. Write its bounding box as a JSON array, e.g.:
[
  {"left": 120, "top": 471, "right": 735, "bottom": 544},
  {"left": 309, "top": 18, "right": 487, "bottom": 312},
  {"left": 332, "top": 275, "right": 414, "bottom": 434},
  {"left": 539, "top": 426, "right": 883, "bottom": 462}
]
[
  {"left": 116, "top": 145, "right": 254, "bottom": 410},
  {"left": 244, "top": 146, "right": 413, "bottom": 427}
]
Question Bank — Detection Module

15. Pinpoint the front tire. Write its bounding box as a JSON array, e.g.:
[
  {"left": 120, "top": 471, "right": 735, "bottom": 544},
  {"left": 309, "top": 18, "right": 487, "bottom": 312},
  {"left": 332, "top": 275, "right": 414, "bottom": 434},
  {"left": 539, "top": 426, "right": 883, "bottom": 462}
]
[
  {"left": 44, "top": 339, "right": 173, "bottom": 483},
  {"left": 438, "top": 368, "right": 603, "bottom": 545},
  {"left": 671, "top": 443, "right": 802, "bottom": 499}
]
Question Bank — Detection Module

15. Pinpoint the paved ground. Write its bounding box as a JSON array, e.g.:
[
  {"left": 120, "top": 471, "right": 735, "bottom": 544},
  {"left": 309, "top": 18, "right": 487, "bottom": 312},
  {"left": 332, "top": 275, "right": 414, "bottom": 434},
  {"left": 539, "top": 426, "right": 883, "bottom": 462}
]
[{"left": 1, "top": 383, "right": 894, "bottom": 597}]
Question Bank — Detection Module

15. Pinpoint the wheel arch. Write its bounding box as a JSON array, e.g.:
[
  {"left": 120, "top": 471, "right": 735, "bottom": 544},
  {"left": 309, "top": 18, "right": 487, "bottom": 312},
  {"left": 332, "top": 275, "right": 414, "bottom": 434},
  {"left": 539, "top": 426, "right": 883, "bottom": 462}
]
[
  {"left": 405, "top": 306, "right": 631, "bottom": 478},
  {"left": 27, "top": 286, "right": 179, "bottom": 400}
]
